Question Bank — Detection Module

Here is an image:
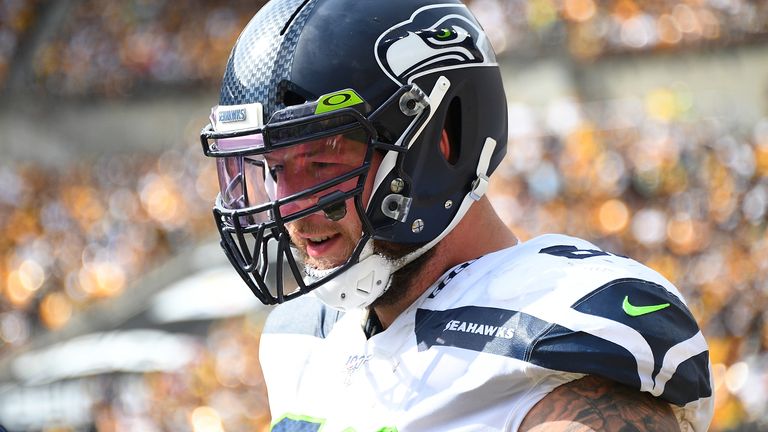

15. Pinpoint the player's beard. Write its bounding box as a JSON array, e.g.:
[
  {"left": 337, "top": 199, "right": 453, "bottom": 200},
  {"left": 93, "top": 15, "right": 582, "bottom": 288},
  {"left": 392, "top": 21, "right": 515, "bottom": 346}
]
[
  {"left": 370, "top": 240, "right": 434, "bottom": 308},
  {"left": 287, "top": 214, "right": 435, "bottom": 307}
]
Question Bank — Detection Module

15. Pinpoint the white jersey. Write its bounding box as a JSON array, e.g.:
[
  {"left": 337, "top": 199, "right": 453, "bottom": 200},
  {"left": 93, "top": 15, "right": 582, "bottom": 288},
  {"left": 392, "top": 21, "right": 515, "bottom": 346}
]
[{"left": 260, "top": 234, "right": 714, "bottom": 431}]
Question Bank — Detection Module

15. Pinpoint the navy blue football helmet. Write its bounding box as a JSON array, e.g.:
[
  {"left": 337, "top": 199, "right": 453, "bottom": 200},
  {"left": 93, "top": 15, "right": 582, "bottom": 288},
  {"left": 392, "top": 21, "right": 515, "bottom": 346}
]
[{"left": 200, "top": 0, "right": 507, "bottom": 309}]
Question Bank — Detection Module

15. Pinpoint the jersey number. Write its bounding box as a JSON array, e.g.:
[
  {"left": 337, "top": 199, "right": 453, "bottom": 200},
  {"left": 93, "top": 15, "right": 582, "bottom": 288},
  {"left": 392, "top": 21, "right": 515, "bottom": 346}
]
[{"left": 539, "top": 245, "right": 613, "bottom": 260}]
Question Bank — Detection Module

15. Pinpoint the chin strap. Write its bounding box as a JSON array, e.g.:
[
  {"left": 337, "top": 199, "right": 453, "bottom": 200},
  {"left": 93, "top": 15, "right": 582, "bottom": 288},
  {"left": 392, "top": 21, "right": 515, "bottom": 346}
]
[
  {"left": 313, "top": 137, "right": 498, "bottom": 311},
  {"left": 470, "top": 136, "right": 496, "bottom": 201},
  {"left": 312, "top": 240, "right": 394, "bottom": 310}
]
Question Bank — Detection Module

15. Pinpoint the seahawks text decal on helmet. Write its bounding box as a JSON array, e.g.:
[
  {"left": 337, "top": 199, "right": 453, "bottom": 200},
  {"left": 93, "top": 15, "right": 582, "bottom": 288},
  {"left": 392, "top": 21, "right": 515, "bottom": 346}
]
[{"left": 374, "top": 3, "right": 497, "bottom": 86}]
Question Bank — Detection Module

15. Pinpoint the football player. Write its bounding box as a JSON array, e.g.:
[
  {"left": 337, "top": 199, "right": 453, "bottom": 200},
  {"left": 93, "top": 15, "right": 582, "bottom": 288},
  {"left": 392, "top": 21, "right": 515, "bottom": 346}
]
[{"left": 199, "top": 0, "right": 714, "bottom": 430}]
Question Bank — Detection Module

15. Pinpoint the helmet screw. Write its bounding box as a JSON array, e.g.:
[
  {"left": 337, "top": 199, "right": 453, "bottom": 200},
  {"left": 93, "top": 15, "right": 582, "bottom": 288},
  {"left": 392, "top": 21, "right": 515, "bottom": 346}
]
[
  {"left": 340, "top": 293, "right": 346, "bottom": 299},
  {"left": 390, "top": 178, "right": 405, "bottom": 193},
  {"left": 444, "top": 200, "right": 453, "bottom": 209},
  {"left": 412, "top": 219, "right": 424, "bottom": 233}
]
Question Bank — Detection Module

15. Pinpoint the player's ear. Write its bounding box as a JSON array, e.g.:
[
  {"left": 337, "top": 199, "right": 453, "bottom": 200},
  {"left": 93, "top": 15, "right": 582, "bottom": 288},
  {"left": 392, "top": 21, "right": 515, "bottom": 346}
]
[{"left": 439, "top": 129, "right": 454, "bottom": 163}]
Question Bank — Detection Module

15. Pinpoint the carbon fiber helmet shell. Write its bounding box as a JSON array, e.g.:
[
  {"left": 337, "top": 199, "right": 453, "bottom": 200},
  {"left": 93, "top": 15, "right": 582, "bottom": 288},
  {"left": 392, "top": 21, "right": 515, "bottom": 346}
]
[
  {"left": 206, "top": 0, "right": 508, "bottom": 306},
  {"left": 221, "top": 0, "right": 443, "bottom": 115}
]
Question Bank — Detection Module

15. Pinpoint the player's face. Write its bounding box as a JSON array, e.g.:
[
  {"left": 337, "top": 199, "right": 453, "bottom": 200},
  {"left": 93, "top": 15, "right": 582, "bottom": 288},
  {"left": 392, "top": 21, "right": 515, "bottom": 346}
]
[{"left": 264, "top": 133, "right": 380, "bottom": 270}]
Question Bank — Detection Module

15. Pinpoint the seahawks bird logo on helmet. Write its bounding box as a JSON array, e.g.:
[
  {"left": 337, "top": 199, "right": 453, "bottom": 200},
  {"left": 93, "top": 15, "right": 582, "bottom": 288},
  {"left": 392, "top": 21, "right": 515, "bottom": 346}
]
[{"left": 375, "top": 4, "right": 497, "bottom": 85}]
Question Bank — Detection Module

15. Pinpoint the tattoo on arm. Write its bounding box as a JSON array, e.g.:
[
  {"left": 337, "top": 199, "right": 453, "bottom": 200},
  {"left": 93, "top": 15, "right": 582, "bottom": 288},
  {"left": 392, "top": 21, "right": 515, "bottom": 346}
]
[{"left": 519, "top": 375, "right": 680, "bottom": 432}]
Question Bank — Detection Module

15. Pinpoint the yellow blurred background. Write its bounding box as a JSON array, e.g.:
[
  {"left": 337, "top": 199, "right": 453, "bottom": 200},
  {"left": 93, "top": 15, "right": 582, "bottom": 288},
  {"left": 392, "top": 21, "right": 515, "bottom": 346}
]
[{"left": 0, "top": 0, "right": 766, "bottom": 430}]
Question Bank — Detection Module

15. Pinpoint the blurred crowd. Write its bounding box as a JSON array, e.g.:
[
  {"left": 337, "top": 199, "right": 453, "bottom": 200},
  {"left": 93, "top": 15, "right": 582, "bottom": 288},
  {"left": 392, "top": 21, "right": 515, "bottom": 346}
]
[
  {"left": 2, "top": 0, "right": 262, "bottom": 97},
  {"left": 89, "top": 318, "right": 270, "bottom": 432},
  {"left": 1, "top": 0, "right": 767, "bottom": 431},
  {"left": 471, "top": 0, "right": 768, "bottom": 59},
  {"left": 2, "top": 0, "right": 768, "bottom": 96},
  {"left": 0, "top": 0, "right": 39, "bottom": 85},
  {"left": 0, "top": 145, "right": 218, "bottom": 336}
]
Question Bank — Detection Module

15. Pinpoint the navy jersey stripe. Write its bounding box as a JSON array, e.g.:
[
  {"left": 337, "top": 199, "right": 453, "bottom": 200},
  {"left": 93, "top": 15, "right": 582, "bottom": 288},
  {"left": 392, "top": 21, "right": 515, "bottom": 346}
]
[
  {"left": 415, "top": 277, "right": 712, "bottom": 406},
  {"left": 661, "top": 350, "right": 712, "bottom": 406},
  {"left": 415, "top": 306, "right": 552, "bottom": 359},
  {"left": 528, "top": 325, "right": 711, "bottom": 405},
  {"left": 529, "top": 324, "right": 642, "bottom": 390},
  {"left": 415, "top": 305, "right": 644, "bottom": 393}
]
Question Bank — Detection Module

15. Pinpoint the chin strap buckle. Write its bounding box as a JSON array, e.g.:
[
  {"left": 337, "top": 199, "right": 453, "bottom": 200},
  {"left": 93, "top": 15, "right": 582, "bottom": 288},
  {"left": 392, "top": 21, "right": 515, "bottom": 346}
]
[
  {"left": 470, "top": 175, "right": 489, "bottom": 201},
  {"left": 470, "top": 137, "right": 497, "bottom": 201}
]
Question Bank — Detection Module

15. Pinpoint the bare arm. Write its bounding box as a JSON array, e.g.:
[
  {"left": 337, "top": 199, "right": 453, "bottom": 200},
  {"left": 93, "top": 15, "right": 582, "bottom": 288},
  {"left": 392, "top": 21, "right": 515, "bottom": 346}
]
[{"left": 519, "top": 375, "right": 680, "bottom": 432}]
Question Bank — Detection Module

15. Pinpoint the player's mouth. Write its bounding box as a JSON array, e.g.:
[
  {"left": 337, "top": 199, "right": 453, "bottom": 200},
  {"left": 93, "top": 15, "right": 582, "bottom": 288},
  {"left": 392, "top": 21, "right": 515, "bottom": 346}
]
[{"left": 304, "top": 233, "right": 343, "bottom": 259}]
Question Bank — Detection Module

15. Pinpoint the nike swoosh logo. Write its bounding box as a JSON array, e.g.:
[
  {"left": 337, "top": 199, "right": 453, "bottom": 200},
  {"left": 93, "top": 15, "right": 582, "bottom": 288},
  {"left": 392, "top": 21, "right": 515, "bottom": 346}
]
[{"left": 622, "top": 296, "right": 670, "bottom": 317}]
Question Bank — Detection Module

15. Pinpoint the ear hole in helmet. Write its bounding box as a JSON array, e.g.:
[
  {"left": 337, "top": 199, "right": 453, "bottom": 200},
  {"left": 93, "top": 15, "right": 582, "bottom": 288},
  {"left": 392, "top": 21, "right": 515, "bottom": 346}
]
[{"left": 443, "top": 97, "right": 462, "bottom": 165}]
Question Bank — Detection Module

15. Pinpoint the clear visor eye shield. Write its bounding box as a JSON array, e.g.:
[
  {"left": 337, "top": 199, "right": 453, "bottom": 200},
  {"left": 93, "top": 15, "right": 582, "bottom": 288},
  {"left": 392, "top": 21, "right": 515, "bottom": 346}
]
[{"left": 200, "top": 86, "right": 430, "bottom": 305}]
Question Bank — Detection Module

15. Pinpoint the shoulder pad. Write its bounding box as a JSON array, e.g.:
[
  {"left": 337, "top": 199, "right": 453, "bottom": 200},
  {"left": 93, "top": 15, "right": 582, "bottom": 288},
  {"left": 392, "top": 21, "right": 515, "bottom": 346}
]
[{"left": 529, "top": 277, "right": 712, "bottom": 406}]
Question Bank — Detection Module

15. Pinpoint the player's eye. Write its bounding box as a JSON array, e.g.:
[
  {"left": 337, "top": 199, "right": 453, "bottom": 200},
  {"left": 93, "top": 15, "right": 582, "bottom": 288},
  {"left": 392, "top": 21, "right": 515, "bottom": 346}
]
[
  {"left": 313, "top": 162, "right": 335, "bottom": 170},
  {"left": 268, "top": 164, "right": 283, "bottom": 181},
  {"left": 309, "top": 162, "right": 341, "bottom": 179}
]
